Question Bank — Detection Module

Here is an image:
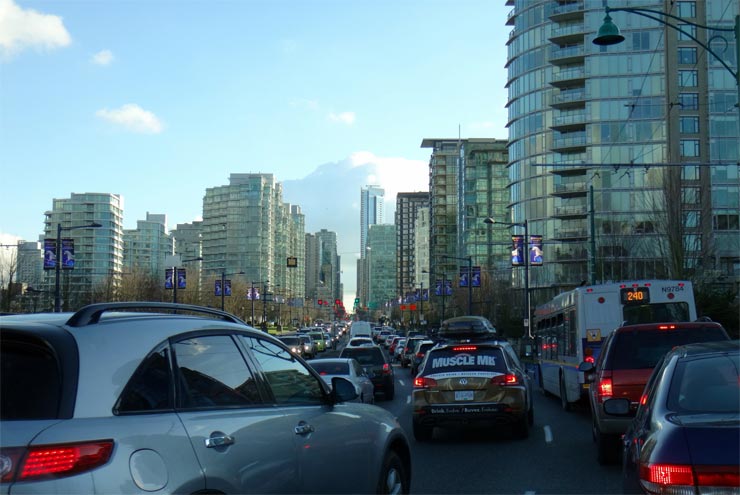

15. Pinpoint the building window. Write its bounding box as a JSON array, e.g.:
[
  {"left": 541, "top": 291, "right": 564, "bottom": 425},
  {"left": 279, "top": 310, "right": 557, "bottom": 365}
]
[
  {"left": 678, "top": 47, "right": 697, "bottom": 64},
  {"left": 678, "top": 70, "right": 698, "bottom": 87},
  {"left": 714, "top": 214, "right": 740, "bottom": 230},
  {"left": 681, "top": 165, "right": 700, "bottom": 180},
  {"left": 680, "top": 139, "right": 700, "bottom": 157},
  {"left": 677, "top": 2, "right": 696, "bottom": 18},
  {"left": 677, "top": 23, "right": 697, "bottom": 40},
  {"left": 632, "top": 32, "right": 651, "bottom": 50},
  {"left": 679, "top": 93, "right": 699, "bottom": 110},
  {"left": 679, "top": 116, "right": 699, "bottom": 134}
]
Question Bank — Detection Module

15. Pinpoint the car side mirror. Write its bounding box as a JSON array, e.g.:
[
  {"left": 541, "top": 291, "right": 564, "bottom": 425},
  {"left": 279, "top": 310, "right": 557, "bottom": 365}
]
[
  {"left": 331, "top": 377, "right": 358, "bottom": 403},
  {"left": 578, "top": 361, "right": 594, "bottom": 373}
]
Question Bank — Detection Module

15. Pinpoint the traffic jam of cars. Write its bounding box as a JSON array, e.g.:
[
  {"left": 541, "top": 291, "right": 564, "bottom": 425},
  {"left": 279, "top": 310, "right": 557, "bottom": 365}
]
[{"left": 1, "top": 303, "right": 738, "bottom": 494}]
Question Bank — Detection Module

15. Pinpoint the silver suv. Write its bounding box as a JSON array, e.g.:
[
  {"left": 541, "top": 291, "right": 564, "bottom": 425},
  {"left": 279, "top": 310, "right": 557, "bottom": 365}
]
[{"left": 0, "top": 302, "right": 411, "bottom": 494}]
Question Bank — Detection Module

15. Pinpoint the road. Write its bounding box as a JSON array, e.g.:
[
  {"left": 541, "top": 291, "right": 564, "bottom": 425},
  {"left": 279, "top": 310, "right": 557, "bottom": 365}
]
[{"left": 321, "top": 341, "right": 623, "bottom": 494}]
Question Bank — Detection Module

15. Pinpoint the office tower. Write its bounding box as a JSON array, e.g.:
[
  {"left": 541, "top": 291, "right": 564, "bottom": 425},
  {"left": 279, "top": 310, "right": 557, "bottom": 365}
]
[
  {"left": 367, "top": 224, "right": 397, "bottom": 311},
  {"left": 16, "top": 240, "right": 42, "bottom": 290},
  {"left": 506, "top": 0, "right": 739, "bottom": 299},
  {"left": 395, "top": 192, "right": 430, "bottom": 302},
  {"left": 360, "top": 185, "right": 385, "bottom": 257}
]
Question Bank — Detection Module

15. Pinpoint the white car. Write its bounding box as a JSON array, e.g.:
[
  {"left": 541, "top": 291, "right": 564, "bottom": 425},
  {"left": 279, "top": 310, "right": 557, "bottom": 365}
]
[
  {"left": 310, "top": 358, "right": 375, "bottom": 404},
  {"left": 393, "top": 338, "right": 407, "bottom": 361}
]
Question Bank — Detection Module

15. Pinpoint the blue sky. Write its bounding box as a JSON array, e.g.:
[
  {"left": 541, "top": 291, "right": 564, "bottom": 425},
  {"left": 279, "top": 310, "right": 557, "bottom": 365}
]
[{"left": 0, "top": 0, "right": 511, "bottom": 302}]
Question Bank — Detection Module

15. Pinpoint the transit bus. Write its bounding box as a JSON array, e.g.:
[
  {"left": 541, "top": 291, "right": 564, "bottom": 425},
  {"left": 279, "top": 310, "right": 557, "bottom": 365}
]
[{"left": 532, "top": 280, "right": 697, "bottom": 411}]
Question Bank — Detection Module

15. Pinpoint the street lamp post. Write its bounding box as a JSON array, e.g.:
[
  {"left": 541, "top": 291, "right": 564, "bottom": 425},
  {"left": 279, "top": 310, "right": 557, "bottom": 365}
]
[
  {"left": 422, "top": 269, "right": 449, "bottom": 323},
  {"left": 170, "top": 256, "right": 203, "bottom": 304},
  {"left": 441, "top": 255, "right": 473, "bottom": 315},
  {"left": 54, "top": 222, "right": 102, "bottom": 312},
  {"left": 485, "top": 217, "right": 530, "bottom": 338},
  {"left": 594, "top": 6, "right": 739, "bottom": 123},
  {"left": 219, "top": 270, "right": 245, "bottom": 311}
]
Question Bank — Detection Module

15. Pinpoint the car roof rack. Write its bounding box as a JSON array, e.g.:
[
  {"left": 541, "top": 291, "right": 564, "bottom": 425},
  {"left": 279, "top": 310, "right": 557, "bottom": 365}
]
[{"left": 66, "top": 302, "right": 247, "bottom": 328}]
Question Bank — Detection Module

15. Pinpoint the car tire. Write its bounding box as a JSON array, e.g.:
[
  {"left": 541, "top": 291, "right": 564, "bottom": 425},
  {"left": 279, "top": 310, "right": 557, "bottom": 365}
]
[
  {"left": 412, "top": 420, "right": 433, "bottom": 442},
  {"left": 385, "top": 387, "right": 395, "bottom": 401},
  {"left": 595, "top": 424, "right": 619, "bottom": 465},
  {"left": 560, "top": 376, "right": 571, "bottom": 412},
  {"left": 514, "top": 413, "right": 529, "bottom": 439},
  {"left": 376, "top": 450, "right": 410, "bottom": 494}
]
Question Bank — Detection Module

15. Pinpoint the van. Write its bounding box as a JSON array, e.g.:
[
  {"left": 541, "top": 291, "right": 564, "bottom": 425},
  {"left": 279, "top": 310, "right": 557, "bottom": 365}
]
[
  {"left": 349, "top": 321, "right": 373, "bottom": 339},
  {"left": 579, "top": 320, "right": 730, "bottom": 464}
]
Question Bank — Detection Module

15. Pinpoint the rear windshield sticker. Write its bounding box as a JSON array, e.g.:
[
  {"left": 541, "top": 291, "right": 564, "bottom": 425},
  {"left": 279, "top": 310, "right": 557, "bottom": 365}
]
[{"left": 431, "top": 354, "right": 497, "bottom": 368}]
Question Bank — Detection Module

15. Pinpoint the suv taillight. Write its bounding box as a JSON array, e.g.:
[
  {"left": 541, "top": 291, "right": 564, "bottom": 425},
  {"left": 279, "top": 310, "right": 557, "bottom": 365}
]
[
  {"left": 382, "top": 363, "right": 391, "bottom": 374},
  {"left": 639, "top": 463, "right": 740, "bottom": 493},
  {"left": 1, "top": 441, "right": 114, "bottom": 482},
  {"left": 597, "top": 371, "right": 613, "bottom": 402}
]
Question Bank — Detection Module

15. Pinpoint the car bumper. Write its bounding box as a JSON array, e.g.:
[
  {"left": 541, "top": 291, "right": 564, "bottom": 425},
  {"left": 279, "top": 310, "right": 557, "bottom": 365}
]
[{"left": 413, "top": 403, "right": 525, "bottom": 427}]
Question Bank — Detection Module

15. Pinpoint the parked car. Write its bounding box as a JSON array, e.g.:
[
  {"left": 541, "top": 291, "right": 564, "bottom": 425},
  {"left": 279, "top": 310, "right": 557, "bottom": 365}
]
[
  {"left": 579, "top": 320, "right": 730, "bottom": 464},
  {"left": 340, "top": 345, "right": 395, "bottom": 400},
  {"left": 309, "top": 358, "right": 375, "bottom": 404},
  {"left": 0, "top": 303, "right": 412, "bottom": 494},
  {"left": 277, "top": 335, "right": 304, "bottom": 357},
  {"left": 609, "top": 340, "right": 739, "bottom": 494},
  {"left": 410, "top": 340, "right": 436, "bottom": 376},
  {"left": 412, "top": 339, "right": 533, "bottom": 441}
]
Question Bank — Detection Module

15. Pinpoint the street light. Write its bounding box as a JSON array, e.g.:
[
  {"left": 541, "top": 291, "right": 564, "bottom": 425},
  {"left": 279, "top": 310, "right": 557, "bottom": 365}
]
[
  {"left": 54, "top": 222, "right": 102, "bottom": 312},
  {"left": 169, "top": 256, "right": 203, "bottom": 304},
  {"left": 441, "top": 255, "right": 473, "bottom": 315},
  {"left": 422, "top": 269, "right": 449, "bottom": 323},
  {"left": 484, "top": 217, "right": 530, "bottom": 338},
  {"left": 594, "top": 5, "right": 739, "bottom": 123}
]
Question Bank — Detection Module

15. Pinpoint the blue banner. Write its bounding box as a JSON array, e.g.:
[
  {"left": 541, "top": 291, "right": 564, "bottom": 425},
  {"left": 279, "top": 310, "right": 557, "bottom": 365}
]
[
  {"left": 472, "top": 266, "right": 481, "bottom": 287},
  {"left": 61, "top": 239, "right": 74, "bottom": 269},
  {"left": 224, "top": 280, "right": 232, "bottom": 296},
  {"left": 177, "top": 268, "right": 186, "bottom": 289},
  {"left": 165, "top": 268, "right": 174, "bottom": 289},
  {"left": 43, "top": 239, "right": 56, "bottom": 270},
  {"left": 215, "top": 280, "right": 222, "bottom": 296},
  {"left": 459, "top": 269, "right": 468, "bottom": 287},
  {"left": 512, "top": 235, "right": 525, "bottom": 266},
  {"left": 529, "top": 235, "right": 543, "bottom": 266}
]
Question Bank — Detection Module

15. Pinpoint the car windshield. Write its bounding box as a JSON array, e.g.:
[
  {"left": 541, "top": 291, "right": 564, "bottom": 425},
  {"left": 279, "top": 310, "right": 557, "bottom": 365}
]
[
  {"left": 311, "top": 362, "right": 349, "bottom": 376},
  {"left": 422, "top": 347, "right": 507, "bottom": 375},
  {"left": 279, "top": 337, "right": 301, "bottom": 346}
]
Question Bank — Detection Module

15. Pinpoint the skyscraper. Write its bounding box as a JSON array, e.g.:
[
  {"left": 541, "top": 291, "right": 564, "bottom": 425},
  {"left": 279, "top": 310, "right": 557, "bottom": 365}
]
[
  {"left": 396, "top": 192, "right": 430, "bottom": 300},
  {"left": 360, "top": 185, "right": 385, "bottom": 258},
  {"left": 506, "top": 0, "right": 739, "bottom": 300}
]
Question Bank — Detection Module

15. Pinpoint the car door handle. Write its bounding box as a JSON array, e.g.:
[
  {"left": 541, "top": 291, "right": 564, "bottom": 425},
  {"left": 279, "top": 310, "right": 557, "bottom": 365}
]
[
  {"left": 294, "top": 422, "right": 315, "bottom": 435},
  {"left": 205, "top": 434, "right": 235, "bottom": 448}
]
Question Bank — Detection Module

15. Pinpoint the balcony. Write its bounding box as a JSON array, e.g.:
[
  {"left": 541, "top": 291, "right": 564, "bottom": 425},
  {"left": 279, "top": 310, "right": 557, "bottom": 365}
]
[
  {"left": 552, "top": 227, "right": 589, "bottom": 240},
  {"left": 552, "top": 134, "right": 587, "bottom": 152},
  {"left": 551, "top": 181, "right": 588, "bottom": 197},
  {"left": 549, "top": 23, "right": 586, "bottom": 44},
  {"left": 550, "top": 161, "right": 590, "bottom": 176},
  {"left": 550, "top": 44, "right": 585, "bottom": 65},
  {"left": 553, "top": 205, "right": 588, "bottom": 218},
  {"left": 549, "top": 1, "right": 585, "bottom": 22},
  {"left": 549, "top": 67, "right": 586, "bottom": 87},
  {"left": 551, "top": 88, "right": 586, "bottom": 109},
  {"left": 550, "top": 112, "right": 587, "bottom": 132},
  {"left": 506, "top": 8, "right": 516, "bottom": 26}
]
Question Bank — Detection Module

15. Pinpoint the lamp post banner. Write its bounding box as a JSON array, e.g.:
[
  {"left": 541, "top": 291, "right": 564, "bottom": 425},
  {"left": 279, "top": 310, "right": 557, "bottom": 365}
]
[
  {"left": 224, "top": 280, "right": 232, "bottom": 296},
  {"left": 43, "top": 239, "right": 56, "bottom": 270},
  {"left": 529, "top": 235, "right": 543, "bottom": 266},
  {"left": 177, "top": 269, "right": 186, "bottom": 289},
  {"left": 215, "top": 280, "right": 222, "bottom": 296},
  {"left": 165, "top": 268, "right": 174, "bottom": 289},
  {"left": 61, "top": 239, "right": 74, "bottom": 269},
  {"left": 511, "top": 235, "right": 525, "bottom": 266},
  {"left": 459, "top": 269, "right": 468, "bottom": 287},
  {"left": 472, "top": 266, "right": 481, "bottom": 287}
]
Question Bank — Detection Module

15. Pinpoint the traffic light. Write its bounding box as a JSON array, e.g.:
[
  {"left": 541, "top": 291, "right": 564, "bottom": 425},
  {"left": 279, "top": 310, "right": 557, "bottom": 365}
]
[
  {"left": 318, "top": 299, "right": 323, "bottom": 305},
  {"left": 335, "top": 299, "right": 342, "bottom": 306},
  {"left": 354, "top": 297, "right": 360, "bottom": 306}
]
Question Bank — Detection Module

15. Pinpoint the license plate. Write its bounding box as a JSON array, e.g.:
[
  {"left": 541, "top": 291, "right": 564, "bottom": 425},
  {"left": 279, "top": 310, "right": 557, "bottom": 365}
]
[{"left": 455, "top": 390, "right": 474, "bottom": 401}]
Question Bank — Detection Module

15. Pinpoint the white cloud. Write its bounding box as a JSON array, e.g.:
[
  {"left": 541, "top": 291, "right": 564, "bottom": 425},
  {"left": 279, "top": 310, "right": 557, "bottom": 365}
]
[
  {"left": 0, "top": 0, "right": 71, "bottom": 59},
  {"left": 91, "top": 49, "right": 113, "bottom": 66},
  {"left": 328, "top": 111, "right": 356, "bottom": 125},
  {"left": 96, "top": 104, "right": 164, "bottom": 134}
]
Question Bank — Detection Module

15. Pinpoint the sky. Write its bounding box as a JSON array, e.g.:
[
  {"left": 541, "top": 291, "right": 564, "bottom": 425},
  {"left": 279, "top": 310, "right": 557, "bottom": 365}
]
[{"left": 0, "top": 0, "right": 511, "bottom": 306}]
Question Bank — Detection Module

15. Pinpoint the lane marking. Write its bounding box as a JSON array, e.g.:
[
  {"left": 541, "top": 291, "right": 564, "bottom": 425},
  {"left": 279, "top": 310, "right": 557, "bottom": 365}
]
[
  {"left": 524, "top": 491, "right": 536, "bottom": 495},
  {"left": 406, "top": 395, "right": 411, "bottom": 404},
  {"left": 543, "top": 425, "right": 553, "bottom": 444},
  {"left": 398, "top": 379, "right": 405, "bottom": 386}
]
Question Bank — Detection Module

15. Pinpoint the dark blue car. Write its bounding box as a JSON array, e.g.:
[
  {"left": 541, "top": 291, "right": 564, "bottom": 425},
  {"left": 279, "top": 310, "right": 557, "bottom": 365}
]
[{"left": 606, "top": 340, "right": 739, "bottom": 494}]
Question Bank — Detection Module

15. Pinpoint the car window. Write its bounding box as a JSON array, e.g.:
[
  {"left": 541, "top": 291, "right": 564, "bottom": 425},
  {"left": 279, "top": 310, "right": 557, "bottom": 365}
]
[
  {"left": 311, "top": 361, "right": 349, "bottom": 375},
  {"left": 241, "top": 336, "right": 325, "bottom": 405},
  {"left": 670, "top": 353, "right": 740, "bottom": 413},
  {"left": 174, "top": 335, "right": 262, "bottom": 408},
  {"left": 422, "top": 347, "right": 507, "bottom": 375},
  {"left": 341, "top": 347, "right": 384, "bottom": 366},
  {"left": 116, "top": 346, "right": 173, "bottom": 413},
  {"left": 1, "top": 337, "right": 61, "bottom": 420}
]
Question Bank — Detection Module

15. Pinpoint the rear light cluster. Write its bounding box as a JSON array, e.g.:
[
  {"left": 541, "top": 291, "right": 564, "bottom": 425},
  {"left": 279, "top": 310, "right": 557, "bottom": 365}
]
[
  {"left": 597, "top": 371, "right": 613, "bottom": 402},
  {"left": 382, "top": 363, "right": 392, "bottom": 375},
  {"left": 490, "top": 374, "right": 519, "bottom": 386},
  {"left": 414, "top": 376, "right": 437, "bottom": 388},
  {"left": 0, "top": 441, "right": 113, "bottom": 483},
  {"left": 640, "top": 463, "right": 740, "bottom": 494}
]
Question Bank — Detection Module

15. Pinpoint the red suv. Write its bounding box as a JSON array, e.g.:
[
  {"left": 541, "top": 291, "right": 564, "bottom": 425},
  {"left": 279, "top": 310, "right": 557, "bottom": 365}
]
[{"left": 579, "top": 320, "right": 729, "bottom": 464}]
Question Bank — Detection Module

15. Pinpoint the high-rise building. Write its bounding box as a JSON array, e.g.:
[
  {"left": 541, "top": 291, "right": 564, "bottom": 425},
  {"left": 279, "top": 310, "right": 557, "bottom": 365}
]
[
  {"left": 359, "top": 185, "right": 385, "bottom": 303},
  {"left": 305, "top": 229, "right": 339, "bottom": 303},
  {"left": 506, "top": 0, "right": 739, "bottom": 300},
  {"left": 201, "top": 173, "right": 305, "bottom": 303},
  {"left": 395, "top": 192, "right": 430, "bottom": 302},
  {"left": 414, "top": 207, "right": 431, "bottom": 292},
  {"left": 16, "top": 240, "right": 42, "bottom": 290},
  {"left": 171, "top": 220, "right": 204, "bottom": 301},
  {"left": 123, "top": 213, "right": 173, "bottom": 275},
  {"left": 42, "top": 192, "right": 124, "bottom": 310},
  {"left": 367, "top": 224, "right": 397, "bottom": 312},
  {"left": 422, "top": 138, "right": 511, "bottom": 310}
]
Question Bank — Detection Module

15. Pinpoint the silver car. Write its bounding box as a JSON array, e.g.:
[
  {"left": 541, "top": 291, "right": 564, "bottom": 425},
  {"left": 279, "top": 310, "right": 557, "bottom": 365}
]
[
  {"left": 310, "top": 358, "right": 375, "bottom": 404},
  {"left": 0, "top": 302, "right": 412, "bottom": 494}
]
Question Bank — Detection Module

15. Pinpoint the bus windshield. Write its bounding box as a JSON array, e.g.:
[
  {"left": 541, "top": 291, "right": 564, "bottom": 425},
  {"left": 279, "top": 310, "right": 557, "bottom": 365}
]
[{"left": 622, "top": 302, "right": 690, "bottom": 325}]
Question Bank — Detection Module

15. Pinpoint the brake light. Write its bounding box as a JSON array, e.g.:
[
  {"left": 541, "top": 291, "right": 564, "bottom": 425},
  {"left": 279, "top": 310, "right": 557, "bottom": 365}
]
[
  {"left": 584, "top": 355, "right": 595, "bottom": 363},
  {"left": 452, "top": 346, "right": 477, "bottom": 352},
  {"left": 657, "top": 324, "right": 677, "bottom": 330},
  {"left": 414, "top": 376, "right": 437, "bottom": 388},
  {"left": 490, "top": 374, "right": 518, "bottom": 385},
  {"left": 2, "top": 441, "right": 114, "bottom": 482},
  {"left": 382, "top": 363, "right": 391, "bottom": 374},
  {"left": 416, "top": 352, "right": 424, "bottom": 358},
  {"left": 639, "top": 463, "right": 740, "bottom": 492},
  {"left": 598, "top": 376, "right": 613, "bottom": 401}
]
